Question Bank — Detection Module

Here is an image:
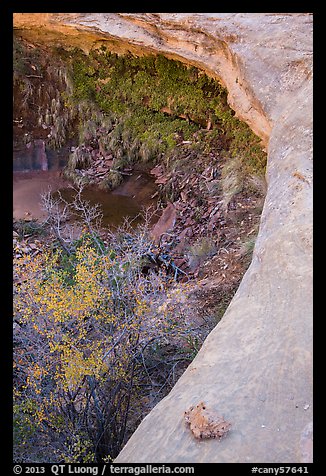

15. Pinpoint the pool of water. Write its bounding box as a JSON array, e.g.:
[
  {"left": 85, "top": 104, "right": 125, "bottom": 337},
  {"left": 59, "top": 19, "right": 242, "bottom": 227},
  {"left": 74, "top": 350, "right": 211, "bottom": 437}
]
[
  {"left": 55, "top": 172, "right": 158, "bottom": 229},
  {"left": 13, "top": 135, "right": 159, "bottom": 228},
  {"left": 13, "top": 168, "right": 158, "bottom": 229}
]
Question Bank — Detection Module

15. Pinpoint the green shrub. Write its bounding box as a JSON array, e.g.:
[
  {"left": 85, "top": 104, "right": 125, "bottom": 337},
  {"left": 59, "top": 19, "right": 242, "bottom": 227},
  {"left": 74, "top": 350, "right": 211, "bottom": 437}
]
[
  {"left": 187, "top": 237, "right": 218, "bottom": 271},
  {"left": 13, "top": 219, "right": 46, "bottom": 239}
]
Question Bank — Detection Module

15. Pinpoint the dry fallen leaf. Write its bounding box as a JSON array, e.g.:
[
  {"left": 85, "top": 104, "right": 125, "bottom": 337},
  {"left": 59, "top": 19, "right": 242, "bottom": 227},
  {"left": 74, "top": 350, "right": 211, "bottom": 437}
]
[{"left": 184, "top": 401, "right": 231, "bottom": 439}]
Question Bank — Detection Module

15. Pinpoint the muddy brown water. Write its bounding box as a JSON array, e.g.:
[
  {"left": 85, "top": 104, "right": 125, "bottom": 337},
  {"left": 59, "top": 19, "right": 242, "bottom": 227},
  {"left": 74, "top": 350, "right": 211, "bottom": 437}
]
[
  {"left": 13, "top": 139, "right": 159, "bottom": 228},
  {"left": 54, "top": 172, "right": 158, "bottom": 228},
  {"left": 13, "top": 169, "right": 159, "bottom": 228}
]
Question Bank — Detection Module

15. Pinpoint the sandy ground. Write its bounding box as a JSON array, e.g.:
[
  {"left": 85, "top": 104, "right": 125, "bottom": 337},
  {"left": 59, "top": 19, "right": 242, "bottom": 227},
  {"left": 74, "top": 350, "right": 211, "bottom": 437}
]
[{"left": 13, "top": 170, "right": 71, "bottom": 221}]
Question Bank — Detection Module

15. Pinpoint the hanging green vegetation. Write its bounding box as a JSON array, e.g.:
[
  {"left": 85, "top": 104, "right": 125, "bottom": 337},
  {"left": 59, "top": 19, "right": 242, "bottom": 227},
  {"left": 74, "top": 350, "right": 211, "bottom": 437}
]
[
  {"left": 62, "top": 46, "right": 267, "bottom": 196},
  {"left": 13, "top": 33, "right": 267, "bottom": 200}
]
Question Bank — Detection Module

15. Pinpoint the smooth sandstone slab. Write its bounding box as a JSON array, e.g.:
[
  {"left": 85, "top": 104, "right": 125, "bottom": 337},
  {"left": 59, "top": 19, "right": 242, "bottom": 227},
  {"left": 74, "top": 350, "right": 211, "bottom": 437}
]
[{"left": 13, "top": 13, "right": 313, "bottom": 463}]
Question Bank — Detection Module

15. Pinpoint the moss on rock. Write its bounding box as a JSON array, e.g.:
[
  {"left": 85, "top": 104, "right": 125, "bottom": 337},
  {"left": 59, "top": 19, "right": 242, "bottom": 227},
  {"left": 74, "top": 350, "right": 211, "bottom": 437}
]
[{"left": 13, "top": 34, "right": 266, "bottom": 195}]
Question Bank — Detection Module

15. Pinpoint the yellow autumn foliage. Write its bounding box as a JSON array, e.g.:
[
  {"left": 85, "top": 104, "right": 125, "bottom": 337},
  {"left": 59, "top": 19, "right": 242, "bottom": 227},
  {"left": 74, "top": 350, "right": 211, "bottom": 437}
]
[{"left": 13, "top": 231, "right": 196, "bottom": 463}]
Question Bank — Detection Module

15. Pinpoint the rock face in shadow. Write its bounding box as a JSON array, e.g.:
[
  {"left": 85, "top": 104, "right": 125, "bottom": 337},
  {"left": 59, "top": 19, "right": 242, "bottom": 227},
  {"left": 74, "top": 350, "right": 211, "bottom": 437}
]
[{"left": 13, "top": 13, "right": 313, "bottom": 463}]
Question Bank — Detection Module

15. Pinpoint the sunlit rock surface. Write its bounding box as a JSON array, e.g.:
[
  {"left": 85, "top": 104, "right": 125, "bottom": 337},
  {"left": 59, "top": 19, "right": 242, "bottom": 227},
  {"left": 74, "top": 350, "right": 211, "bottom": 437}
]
[{"left": 14, "top": 13, "right": 313, "bottom": 463}]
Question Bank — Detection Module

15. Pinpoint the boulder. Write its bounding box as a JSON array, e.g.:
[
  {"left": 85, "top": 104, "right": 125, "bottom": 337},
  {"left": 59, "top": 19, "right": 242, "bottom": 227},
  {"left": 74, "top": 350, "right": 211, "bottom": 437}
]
[{"left": 151, "top": 202, "right": 177, "bottom": 244}]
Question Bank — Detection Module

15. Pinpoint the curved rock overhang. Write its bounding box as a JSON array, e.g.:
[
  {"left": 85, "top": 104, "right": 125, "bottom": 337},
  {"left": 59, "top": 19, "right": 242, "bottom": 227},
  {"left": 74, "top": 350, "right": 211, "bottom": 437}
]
[{"left": 13, "top": 13, "right": 313, "bottom": 463}]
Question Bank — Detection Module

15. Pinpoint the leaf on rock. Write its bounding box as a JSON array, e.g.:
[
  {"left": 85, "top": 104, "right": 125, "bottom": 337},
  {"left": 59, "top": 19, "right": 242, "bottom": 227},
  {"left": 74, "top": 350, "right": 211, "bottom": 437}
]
[{"left": 184, "top": 401, "right": 231, "bottom": 440}]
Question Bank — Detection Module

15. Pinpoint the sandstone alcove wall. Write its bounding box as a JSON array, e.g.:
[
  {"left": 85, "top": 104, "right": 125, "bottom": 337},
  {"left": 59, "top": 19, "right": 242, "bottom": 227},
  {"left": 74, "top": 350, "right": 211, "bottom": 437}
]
[{"left": 13, "top": 13, "right": 313, "bottom": 463}]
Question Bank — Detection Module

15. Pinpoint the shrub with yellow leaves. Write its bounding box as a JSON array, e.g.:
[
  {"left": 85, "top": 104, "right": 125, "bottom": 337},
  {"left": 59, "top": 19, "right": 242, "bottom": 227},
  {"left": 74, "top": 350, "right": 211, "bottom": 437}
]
[{"left": 13, "top": 196, "right": 204, "bottom": 463}]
